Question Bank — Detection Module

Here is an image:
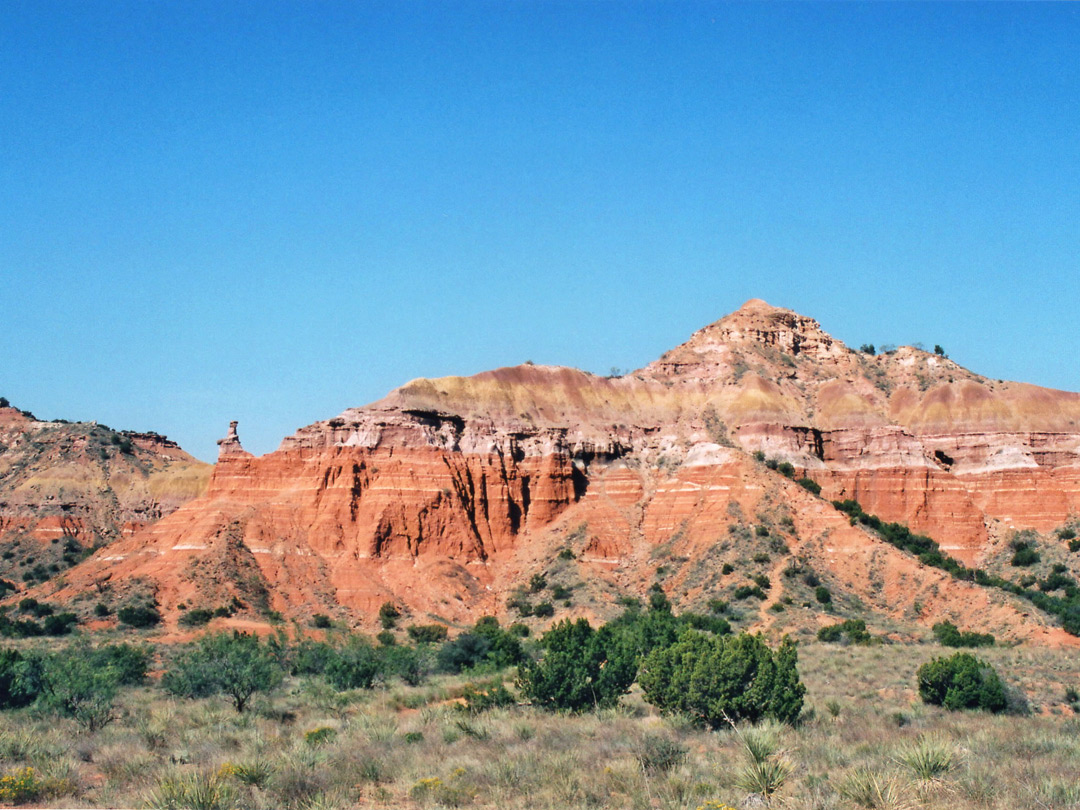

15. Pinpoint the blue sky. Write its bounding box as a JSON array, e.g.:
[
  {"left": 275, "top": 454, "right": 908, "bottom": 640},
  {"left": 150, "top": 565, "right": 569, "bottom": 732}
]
[{"left": 2, "top": 2, "right": 1078, "bottom": 461}]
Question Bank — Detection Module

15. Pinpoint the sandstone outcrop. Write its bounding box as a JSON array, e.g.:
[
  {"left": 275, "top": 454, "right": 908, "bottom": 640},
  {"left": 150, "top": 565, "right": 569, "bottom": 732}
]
[{"left": 33, "top": 302, "right": 1080, "bottom": 643}]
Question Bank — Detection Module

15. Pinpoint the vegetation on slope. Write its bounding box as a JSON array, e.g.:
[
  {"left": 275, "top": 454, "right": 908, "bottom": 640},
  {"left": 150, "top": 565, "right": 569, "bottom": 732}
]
[{"left": 832, "top": 499, "right": 1080, "bottom": 636}]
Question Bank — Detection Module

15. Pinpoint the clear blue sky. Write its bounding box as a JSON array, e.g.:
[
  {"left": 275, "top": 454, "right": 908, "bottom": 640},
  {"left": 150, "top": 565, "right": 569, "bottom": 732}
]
[{"left": 2, "top": 2, "right": 1078, "bottom": 461}]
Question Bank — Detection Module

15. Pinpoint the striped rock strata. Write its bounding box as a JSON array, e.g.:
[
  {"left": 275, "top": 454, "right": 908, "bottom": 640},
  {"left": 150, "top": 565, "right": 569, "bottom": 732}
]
[{"left": 37, "top": 301, "right": 1080, "bottom": 642}]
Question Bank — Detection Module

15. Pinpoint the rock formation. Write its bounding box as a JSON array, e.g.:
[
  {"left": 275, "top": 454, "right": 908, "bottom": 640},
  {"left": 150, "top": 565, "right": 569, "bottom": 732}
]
[
  {"left": 0, "top": 403, "right": 211, "bottom": 587},
  {"left": 31, "top": 302, "right": 1080, "bottom": 643}
]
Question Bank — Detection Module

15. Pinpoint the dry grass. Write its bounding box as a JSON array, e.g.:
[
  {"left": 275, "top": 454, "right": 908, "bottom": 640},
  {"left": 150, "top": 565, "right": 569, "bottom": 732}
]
[{"left": 0, "top": 641, "right": 1077, "bottom": 808}]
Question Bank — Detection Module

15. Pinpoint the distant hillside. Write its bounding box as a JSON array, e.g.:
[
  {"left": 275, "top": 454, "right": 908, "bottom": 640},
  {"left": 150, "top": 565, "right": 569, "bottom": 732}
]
[{"left": 0, "top": 402, "right": 210, "bottom": 589}]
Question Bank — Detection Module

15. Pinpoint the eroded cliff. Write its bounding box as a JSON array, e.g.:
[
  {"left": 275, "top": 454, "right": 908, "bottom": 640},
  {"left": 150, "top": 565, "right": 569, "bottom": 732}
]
[{"left": 33, "top": 301, "right": 1080, "bottom": 642}]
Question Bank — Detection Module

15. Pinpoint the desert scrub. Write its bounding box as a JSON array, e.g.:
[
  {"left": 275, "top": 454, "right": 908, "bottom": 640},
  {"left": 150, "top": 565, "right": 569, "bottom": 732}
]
[
  {"left": 409, "top": 767, "right": 474, "bottom": 806},
  {"left": 303, "top": 725, "right": 337, "bottom": 746},
  {"left": 635, "top": 733, "right": 687, "bottom": 774},
  {"left": 0, "top": 766, "right": 52, "bottom": 804}
]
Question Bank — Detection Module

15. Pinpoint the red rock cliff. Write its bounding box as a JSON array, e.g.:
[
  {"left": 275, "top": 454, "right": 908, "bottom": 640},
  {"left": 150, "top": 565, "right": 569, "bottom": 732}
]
[{"left": 39, "top": 301, "right": 1080, "bottom": 642}]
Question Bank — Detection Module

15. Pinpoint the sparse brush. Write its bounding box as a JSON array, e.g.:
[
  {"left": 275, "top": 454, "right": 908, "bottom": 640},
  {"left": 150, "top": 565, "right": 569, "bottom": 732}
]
[
  {"left": 514, "top": 722, "right": 535, "bottom": 741},
  {"left": 453, "top": 718, "right": 490, "bottom": 740},
  {"left": 268, "top": 754, "right": 330, "bottom": 808},
  {"left": 896, "top": 737, "right": 954, "bottom": 781},
  {"left": 299, "top": 792, "right": 347, "bottom": 810},
  {"left": 137, "top": 708, "right": 176, "bottom": 750},
  {"left": 1035, "top": 778, "right": 1080, "bottom": 807},
  {"left": 735, "top": 757, "right": 792, "bottom": 797},
  {"left": 636, "top": 734, "right": 688, "bottom": 774},
  {"left": 839, "top": 768, "right": 909, "bottom": 809},
  {"left": 0, "top": 730, "right": 54, "bottom": 762}
]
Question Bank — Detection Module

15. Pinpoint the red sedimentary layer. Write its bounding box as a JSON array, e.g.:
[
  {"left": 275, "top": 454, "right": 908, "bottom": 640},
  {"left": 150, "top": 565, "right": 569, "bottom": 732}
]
[{"left": 35, "top": 301, "right": 1080, "bottom": 643}]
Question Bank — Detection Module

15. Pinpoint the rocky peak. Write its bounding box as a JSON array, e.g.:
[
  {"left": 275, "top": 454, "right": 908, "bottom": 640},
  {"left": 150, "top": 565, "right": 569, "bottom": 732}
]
[
  {"left": 638, "top": 299, "right": 849, "bottom": 386},
  {"left": 703, "top": 299, "right": 846, "bottom": 360}
]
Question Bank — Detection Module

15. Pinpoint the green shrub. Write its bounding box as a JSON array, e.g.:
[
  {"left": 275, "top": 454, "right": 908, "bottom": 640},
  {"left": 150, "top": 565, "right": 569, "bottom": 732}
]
[
  {"left": 932, "top": 620, "right": 995, "bottom": 648},
  {"left": 378, "top": 601, "right": 400, "bottom": 629},
  {"left": 550, "top": 584, "right": 572, "bottom": 600},
  {"left": 796, "top": 477, "right": 821, "bottom": 496},
  {"left": 681, "top": 612, "right": 732, "bottom": 636},
  {"left": 407, "top": 624, "right": 449, "bottom": 644},
  {"left": 0, "top": 649, "right": 37, "bottom": 709},
  {"left": 382, "top": 644, "right": 426, "bottom": 686},
  {"left": 179, "top": 609, "right": 214, "bottom": 628},
  {"left": 507, "top": 594, "right": 533, "bottom": 616},
  {"left": 304, "top": 726, "right": 336, "bottom": 745},
  {"left": 92, "top": 643, "right": 151, "bottom": 685},
  {"left": 814, "top": 585, "right": 832, "bottom": 604},
  {"left": 532, "top": 601, "right": 555, "bottom": 618},
  {"left": 648, "top": 584, "right": 671, "bottom": 612},
  {"left": 118, "top": 604, "right": 161, "bottom": 628},
  {"left": 460, "top": 681, "right": 515, "bottom": 714},
  {"left": 290, "top": 639, "right": 336, "bottom": 676},
  {"left": 39, "top": 645, "right": 122, "bottom": 731},
  {"left": 439, "top": 617, "right": 524, "bottom": 674},
  {"left": 437, "top": 633, "right": 492, "bottom": 674},
  {"left": 311, "top": 614, "right": 332, "bottom": 629},
  {"left": 734, "top": 585, "right": 766, "bottom": 600},
  {"left": 817, "top": 619, "right": 872, "bottom": 644},
  {"left": 376, "top": 629, "right": 396, "bottom": 646},
  {"left": 916, "top": 652, "right": 1007, "bottom": 712},
  {"left": 1011, "top": 546, "right": 1040, "bottom": 567},
  {"left": 163, "top": 631, "right": 283, "bottom": 712},
  {"left": 41, "top": 612, "right": 77, "bottom": 635},
  {"left": 324, "top": 637, "right": 382, "bottom": 690},
  {"left": 517, "top": 618, "right": 636, "bottom": 712},
  {"left": 639, "top": 631, "right": 805, "bottom": 727}
]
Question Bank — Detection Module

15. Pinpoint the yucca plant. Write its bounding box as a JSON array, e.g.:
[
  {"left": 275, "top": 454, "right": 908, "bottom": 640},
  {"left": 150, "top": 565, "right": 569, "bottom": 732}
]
[
  {"left": 145, "top": 770, "right": 237, "bottom": 810},
  {"left": 225, "top": 758, "right": 274, "bottom": 788},
  {"left": 839, "top": 768, "right": 909, "bottom": 810},
  {"left": 740, "top": 721, "right": 782, "bottom": 765},
  {"left": 735, "top": 758, "right": 792, "bottom": 797},
  {"left": 896, "top": 736, "right": 954, "bottom": 781}
]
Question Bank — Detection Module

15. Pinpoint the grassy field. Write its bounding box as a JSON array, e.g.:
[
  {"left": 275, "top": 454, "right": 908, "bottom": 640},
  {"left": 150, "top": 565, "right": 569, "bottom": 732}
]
[{"left": 0, "top": 639, "right": 1078, "bottom": 809}]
